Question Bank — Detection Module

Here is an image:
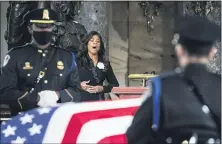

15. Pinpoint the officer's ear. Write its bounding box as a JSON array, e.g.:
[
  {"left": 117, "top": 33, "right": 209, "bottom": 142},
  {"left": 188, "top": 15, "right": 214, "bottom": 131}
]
[
  {"left": 175, "top": 44, "right": 186, "bottom": 58},
  {"left": 27, "top": 24, "right": 33, "bottom": 35},
  {"left": 208, "top": 47, "right": 217, "bottom": 61}
]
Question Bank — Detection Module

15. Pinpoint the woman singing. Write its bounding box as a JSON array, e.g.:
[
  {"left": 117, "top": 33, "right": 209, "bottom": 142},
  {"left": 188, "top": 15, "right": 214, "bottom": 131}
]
[{"left": 76, "top": 31, "right": 119, "bottom": 101}]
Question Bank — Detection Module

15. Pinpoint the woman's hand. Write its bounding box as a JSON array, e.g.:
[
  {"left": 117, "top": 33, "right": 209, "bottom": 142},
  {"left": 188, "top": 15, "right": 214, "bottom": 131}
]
[
  {"left": 87, "top": 85, "right": 104, "bottom": 93},
  {"left": 80, "top": 80, "right": 90, "bottom": 90}
]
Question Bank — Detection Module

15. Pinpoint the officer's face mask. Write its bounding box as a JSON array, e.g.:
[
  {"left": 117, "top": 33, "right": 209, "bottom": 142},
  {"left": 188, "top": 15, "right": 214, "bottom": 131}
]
[
  {"left": 32, "top": 23, "right": 53, "bottom": 45},
  {"left": 33, "top": 31, "right": 53, "bottom": 45}
]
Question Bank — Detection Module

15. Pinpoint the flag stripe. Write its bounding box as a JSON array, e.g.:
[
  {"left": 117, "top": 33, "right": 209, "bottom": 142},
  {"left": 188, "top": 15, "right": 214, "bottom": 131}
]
[
  {"left": 98, "top": 134, "right": 127, "bottom": 144},
  {"left": 77, "top": 116, "right": 132, "bottom": 143},
  {"left": 62, "top": 107, "right": 138, "bottom": 143},
  {"left": 42, "top": 98, "right": 143, "bottom": 143}
]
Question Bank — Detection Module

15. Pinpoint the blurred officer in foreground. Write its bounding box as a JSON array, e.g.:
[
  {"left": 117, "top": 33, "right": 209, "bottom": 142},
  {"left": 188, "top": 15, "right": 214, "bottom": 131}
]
[
  {"left": 0, "top": 8, "right": 82, "bottom": 116},
  {"left": 126, "top": 15, "right": 221, "bottom": 144}
]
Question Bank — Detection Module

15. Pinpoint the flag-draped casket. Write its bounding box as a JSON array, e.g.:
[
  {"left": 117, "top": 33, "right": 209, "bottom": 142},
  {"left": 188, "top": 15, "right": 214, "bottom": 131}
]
[{"left": 1, "top": 98, "right": 144, "bottom": 143}]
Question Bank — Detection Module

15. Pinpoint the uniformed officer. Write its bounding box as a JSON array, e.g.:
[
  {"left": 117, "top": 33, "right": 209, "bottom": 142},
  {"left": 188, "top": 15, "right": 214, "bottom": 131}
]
[
  {"left": 126, "top": 15, "right": 221, "bottom": 144},
  {"left": 0, "top": 8, "right": 82, "bottom": 116}
]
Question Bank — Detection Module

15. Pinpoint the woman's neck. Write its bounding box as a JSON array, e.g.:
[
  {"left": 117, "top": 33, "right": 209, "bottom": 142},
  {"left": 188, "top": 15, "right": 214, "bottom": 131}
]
[{"left": 88, "top": 52, "right": 98, "bottom": 65}]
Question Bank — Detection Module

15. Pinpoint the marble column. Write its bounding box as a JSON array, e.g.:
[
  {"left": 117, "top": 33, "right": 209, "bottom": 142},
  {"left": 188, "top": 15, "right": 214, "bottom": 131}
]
[
  {"left": 1, "top": 2, "right": 9, "bottom": 65},
  {"left": 75, "top": 2, "right": 110, "bottom": 55},
  {"left": 108, "top": 2, "right": 129, "bottom": 86},
  {"left": 182, "top": 2, "right": 221, "bottom": 74}
]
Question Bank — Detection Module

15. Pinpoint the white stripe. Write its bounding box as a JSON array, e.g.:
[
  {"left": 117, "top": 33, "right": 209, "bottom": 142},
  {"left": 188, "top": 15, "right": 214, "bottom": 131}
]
[
  {"left": 42, "top": 98, "right": 143, "bottom": 143},
  {"left": 77, "top": 116, "right": 133, "bottom": 143}
]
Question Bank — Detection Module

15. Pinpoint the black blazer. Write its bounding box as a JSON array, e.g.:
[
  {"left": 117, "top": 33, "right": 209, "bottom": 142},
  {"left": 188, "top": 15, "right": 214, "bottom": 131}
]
[{"left": 78, "top": 61, "right": 119, "bottom": 101}]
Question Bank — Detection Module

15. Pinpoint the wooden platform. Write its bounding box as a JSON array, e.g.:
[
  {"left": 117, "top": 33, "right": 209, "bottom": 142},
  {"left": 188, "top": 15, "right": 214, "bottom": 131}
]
[{"left": 111, "top": 87, "right": 149, "bottom": 99}]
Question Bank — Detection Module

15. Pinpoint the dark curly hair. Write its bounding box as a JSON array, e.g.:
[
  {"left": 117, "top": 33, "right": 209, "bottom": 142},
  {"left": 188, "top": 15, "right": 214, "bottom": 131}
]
[{"left": 76, "top": 31, "right": 109, "bottom": 71}]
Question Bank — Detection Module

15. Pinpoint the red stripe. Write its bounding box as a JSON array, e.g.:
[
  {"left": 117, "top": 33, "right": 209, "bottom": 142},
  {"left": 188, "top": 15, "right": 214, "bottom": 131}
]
[
  {"left": 61, "top": 106, "right": 139, "bottom": 143},
  {"left": 98, "top": 134, "right": 127, "bottom": 144}
]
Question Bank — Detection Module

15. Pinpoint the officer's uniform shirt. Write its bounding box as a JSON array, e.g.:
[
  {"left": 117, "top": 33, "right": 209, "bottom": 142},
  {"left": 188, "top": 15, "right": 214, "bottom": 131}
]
[
  {"left": 126, "top": 64, "right": 221, "bottom": 143},
  {"left": 0, "top": 44, "right": 81, "bottom": 115},
  {"left": 0, "top": 8, "right": 82, "bottom": 116},
  {"left": 126, "top": 15, "right": 221, "bottom": 144}
]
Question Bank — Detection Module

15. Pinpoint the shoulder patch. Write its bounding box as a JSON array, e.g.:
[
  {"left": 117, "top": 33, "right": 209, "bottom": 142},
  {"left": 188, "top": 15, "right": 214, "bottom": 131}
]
[{"left": 3, "top": 55, "right": 10, "bottom": 67}]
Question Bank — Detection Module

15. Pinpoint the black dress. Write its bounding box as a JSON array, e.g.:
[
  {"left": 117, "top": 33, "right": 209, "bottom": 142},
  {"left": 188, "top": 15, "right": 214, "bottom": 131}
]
[{"left": 78, "top": 59, "right": 119, "bottom": 101}]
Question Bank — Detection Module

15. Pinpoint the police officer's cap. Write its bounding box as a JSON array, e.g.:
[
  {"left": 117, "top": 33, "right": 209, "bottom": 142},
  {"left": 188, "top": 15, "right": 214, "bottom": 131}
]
[
  {"left": 23, "top": 8, "right": 58, "bottom": 24},
  {"left": 173, "top": 15, "right": 221, "bottom": 46}
]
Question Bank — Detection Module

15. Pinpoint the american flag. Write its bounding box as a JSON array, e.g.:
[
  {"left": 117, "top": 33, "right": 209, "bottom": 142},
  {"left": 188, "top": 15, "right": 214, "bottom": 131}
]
[{"left": 1, "top": 98, "right": 143, "bottom": 144}]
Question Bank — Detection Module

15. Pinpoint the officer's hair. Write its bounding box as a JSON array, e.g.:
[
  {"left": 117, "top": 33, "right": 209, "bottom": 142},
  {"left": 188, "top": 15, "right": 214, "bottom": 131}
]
[
  {"left": 179, "top": 39, "right": 214, "bottom": 57},
  {"left": 27, "top": 23, "right": 33, "bottom": 33}
]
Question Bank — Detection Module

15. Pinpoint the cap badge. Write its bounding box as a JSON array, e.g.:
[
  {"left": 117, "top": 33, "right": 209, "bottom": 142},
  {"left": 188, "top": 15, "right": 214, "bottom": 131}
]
[
  {"left": 57, "top": 61, "right": 64, "bottom": 70},
  {"left": 23, "top": 62, "right": 33, "bottom": 70},
  {"left": 42, "top": 9, "right": 49, "bottom": 20}
]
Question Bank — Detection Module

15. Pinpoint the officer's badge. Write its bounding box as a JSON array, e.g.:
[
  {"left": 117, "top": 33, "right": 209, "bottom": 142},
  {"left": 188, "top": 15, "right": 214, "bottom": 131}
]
[
  {"left": 57, "top": 61, "right": 64, "bottom": 70},
  {"left": 3, "top": 55, "right": 10, "bottom": 67},
  {"left": 23, "top": 62, "right": 33, "bottom": 70},
  {"left": 42, "top": 9, "right": 49, "bottom": 20}
]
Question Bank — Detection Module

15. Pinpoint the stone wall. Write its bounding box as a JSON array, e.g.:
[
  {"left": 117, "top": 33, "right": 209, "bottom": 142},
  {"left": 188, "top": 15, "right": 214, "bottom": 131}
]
[
  {"left": 0, "top": 2, "right": 9, "bottom": 65},
  {"left": 108, "top": 1, "right": 221, "bottom": 87},
  {"left": 108, "top": 2, "right": 129, "bottom": 86},
  {"left": 128, "top": 2, "right": 176, "bottom": 86}
]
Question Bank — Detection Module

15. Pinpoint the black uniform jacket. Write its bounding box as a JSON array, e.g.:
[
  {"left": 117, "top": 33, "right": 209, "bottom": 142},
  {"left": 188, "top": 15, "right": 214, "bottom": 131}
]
[
  {"left": 126, "top": 64, "right": 221, "bottom": 144},
  {"left": 0, "top": 43, "right": 82, "bottom": 115},
  {"left": 78, "top": 61, "right": 119, "bottom": 101}
]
